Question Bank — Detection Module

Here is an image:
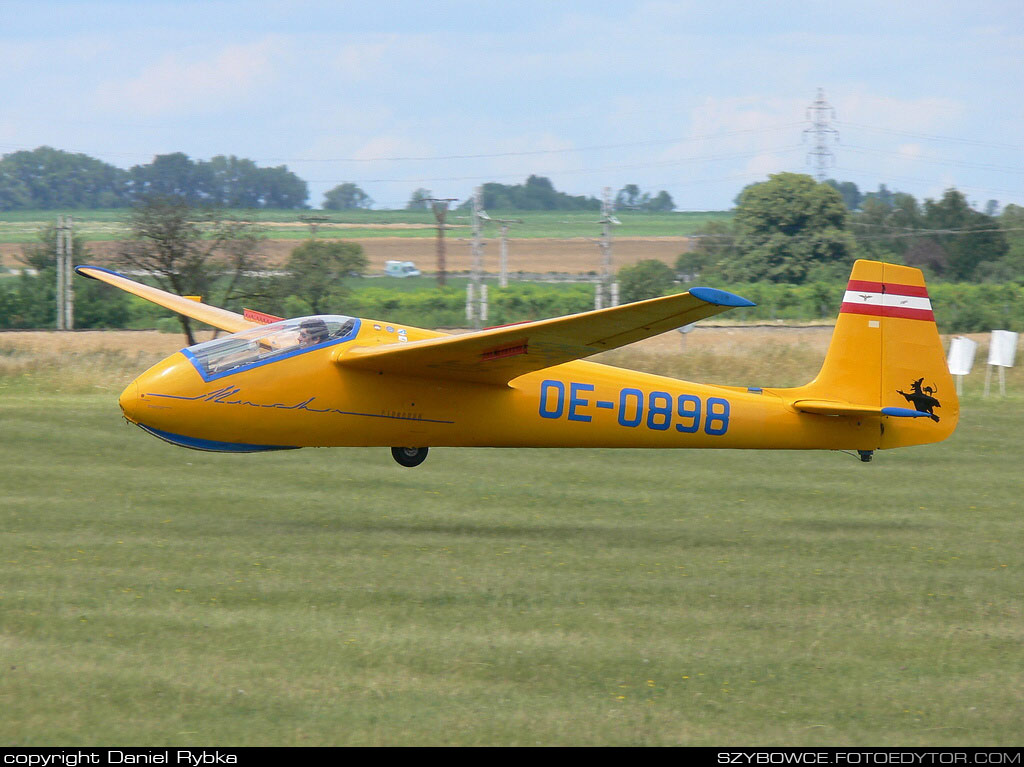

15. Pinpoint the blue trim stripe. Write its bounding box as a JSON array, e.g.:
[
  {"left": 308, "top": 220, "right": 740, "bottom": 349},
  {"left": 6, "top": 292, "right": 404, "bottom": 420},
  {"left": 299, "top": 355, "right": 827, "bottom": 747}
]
[
  {"left": 881, "top": 407, "right": 933, "bottom": 418},
  {"left": 75, "top": 264, "right": 130, "bottom": 280},
  {"left": 136, "top": 423, "right": 299, "bottom": 453},
  {"left": 689, "top": 286, "right": 756, "bottom": 308}
]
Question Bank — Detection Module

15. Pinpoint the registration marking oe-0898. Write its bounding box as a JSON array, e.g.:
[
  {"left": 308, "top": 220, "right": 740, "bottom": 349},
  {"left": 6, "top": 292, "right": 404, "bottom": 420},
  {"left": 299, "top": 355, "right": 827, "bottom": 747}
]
[{"left": 537, "top": 379, "right": 731, "bottom": 436}]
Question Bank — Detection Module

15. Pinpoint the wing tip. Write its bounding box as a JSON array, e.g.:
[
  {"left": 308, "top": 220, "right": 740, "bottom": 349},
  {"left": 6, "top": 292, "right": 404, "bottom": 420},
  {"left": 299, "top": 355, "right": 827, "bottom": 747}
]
[
  {"left": 75, "top": 264, "right": 124, "bottom": 281},
  {"left": 689, "top": 286, "right": 756, "bottom": 308}
]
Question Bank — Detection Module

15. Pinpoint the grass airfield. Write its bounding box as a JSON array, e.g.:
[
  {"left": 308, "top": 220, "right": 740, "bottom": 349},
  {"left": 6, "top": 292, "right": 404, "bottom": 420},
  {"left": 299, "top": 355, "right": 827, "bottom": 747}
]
[{"left": 0, "top": 333, "right": 1021, "bottom": 746}]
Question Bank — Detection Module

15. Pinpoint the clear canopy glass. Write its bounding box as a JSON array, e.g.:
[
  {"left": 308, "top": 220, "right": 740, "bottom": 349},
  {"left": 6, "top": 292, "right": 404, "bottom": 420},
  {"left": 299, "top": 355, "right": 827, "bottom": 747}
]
[{"left": 184, "top": 315, "right": 357, "bottom": 379}]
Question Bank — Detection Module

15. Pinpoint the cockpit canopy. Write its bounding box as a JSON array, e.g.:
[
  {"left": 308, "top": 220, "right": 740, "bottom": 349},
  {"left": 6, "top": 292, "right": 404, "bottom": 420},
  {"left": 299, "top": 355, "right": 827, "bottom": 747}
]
[{"left": 183, "top": 315, "right": 358, "bottom": 381}]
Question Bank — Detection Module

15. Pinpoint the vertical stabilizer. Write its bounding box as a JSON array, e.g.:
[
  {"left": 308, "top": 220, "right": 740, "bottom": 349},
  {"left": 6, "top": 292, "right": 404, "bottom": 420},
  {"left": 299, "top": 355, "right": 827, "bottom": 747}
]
[{"left": 794, "top": 260, "right": 958, "bottom": 448}]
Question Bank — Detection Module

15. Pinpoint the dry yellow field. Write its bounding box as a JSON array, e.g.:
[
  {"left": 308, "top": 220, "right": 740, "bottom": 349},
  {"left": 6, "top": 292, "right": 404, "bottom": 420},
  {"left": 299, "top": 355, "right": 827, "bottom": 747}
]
[
  {"left": 4, "top": 326, "right": 1012, "bottom": 400},
  {"left": 1, "top": 236, "right": 690, "bottom": 274}
]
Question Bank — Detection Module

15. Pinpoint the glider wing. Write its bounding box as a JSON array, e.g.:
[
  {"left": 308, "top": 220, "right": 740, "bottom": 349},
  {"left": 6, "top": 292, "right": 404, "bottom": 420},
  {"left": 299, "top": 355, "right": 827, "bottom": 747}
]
[
  {"left": 75, "top": 265, "right": 259, "bottom": 335},
  {"left": 337, "top": 287, "right": 754, "bottom": 385}
]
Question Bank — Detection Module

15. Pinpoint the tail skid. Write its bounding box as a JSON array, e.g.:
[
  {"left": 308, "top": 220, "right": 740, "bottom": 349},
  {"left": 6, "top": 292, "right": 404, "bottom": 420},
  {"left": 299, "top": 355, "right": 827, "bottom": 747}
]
[{"left": 784, "top": 260, "right": 958, "bottom": 450}]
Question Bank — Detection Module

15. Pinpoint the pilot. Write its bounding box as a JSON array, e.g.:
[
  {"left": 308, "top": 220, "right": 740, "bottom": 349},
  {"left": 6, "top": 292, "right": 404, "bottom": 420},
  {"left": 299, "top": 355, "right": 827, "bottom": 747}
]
[{"left": 298, "top": 318, "right": 330, "bottom": 347}]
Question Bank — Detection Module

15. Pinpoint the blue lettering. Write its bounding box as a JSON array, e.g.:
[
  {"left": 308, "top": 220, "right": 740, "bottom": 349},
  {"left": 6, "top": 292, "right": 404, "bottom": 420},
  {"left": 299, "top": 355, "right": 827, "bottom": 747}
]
[
  {"left": 618, "top": 388, "right": 643, "bottom": 427},
  {"left": 647, "top": 391, "right": 672, "bottom": 431},
  {"left": 676, "top": 395, "right": 701, "bottom": 433},
  {"left": 705, "top": 397, "right": 730, "bottom": 435},
  {"left": 568, "top": 382, "right": 594, "bottom": 422},
  {"left": 542, "top": 382, "right": 731, "bottom": 437},
  {"left": 539, "top": 380, "right": 565, "bottom": 419}
]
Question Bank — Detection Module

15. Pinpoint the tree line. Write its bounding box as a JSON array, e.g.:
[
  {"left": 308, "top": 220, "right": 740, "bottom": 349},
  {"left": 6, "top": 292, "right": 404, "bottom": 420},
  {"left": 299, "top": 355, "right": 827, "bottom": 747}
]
[
  {"left": 0, "top": 147, "right": 308, "bottom": 210},
  {"left": 672, "top": 173, "right": 1022, "bottom": 286},
  {"left": 0, "top": 146, "right": 676, "bottom": 213}
]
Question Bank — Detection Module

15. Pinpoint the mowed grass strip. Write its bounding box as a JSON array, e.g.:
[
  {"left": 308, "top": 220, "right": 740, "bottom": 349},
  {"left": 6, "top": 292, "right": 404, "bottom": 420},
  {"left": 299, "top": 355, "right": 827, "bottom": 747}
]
[{"left": 0, "top": 387, "right": 1021, "bottom": 746}]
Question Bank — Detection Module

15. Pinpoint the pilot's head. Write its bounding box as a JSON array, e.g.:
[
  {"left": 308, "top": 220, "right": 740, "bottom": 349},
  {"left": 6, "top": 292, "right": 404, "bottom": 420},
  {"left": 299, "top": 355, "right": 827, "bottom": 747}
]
[{"left": 298, "top": 318, "right": 329, "bottom": 346}]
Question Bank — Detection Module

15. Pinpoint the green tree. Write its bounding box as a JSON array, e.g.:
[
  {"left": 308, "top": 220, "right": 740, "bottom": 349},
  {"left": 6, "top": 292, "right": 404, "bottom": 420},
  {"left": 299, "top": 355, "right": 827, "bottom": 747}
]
[
  {"left": 256, "top": 164, "right": 309, "bottom": 209},
  {"left": 115, "top": 197, "right": 267, "bottom": 344},
  {"left": 676, "top": 219, "right": 735, "bottom": 280},
  {"left": 615, "top": 185, "right": 674, "bottom": 211},
  {"left": 406, "top": 188, "right": 433, "bottom": 210},
  {"left": 825, "top": 179, "right": 863, "bottom": 210},
  {"left": 8, "top": 224, "right": 130, "bottom": 328},
  {"left": 129, "top": 153, "right": 203, "bottom": 203},
  {"left": 470, "top": 176, "right": 600, "bottom": 211},
  {"left": 0, "top": 146, "right": 129, "bottom": 209},
  {"left": 645, "top": 190, "right": 675, "bottom": 212},
  {"left": 617, "top": 259, "right": 676, "bottom": 303},
  {"left": 922, "top": 188, "right": 1007, "bottom": 281},
  {"left": 728, "top": 173, "right": 855, "bottom": 283},
  {"left": 323, "top": 183, "right": 373, "bottom": 210},
  {"left": 1000, "top": 204, "right": 1024, "bottom": 280},
  {"left": 615, "top": 184, "right": 644, "bottom": 209},
  {"left": 285, "top": 240, "right": 368, "bottom": 314}
]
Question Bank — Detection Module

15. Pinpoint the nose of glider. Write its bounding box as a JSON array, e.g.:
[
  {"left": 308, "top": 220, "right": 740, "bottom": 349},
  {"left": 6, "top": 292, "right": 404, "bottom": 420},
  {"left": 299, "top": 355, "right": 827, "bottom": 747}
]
[{"left": 119, "top": 379, "right": 141, "bottom": 424}]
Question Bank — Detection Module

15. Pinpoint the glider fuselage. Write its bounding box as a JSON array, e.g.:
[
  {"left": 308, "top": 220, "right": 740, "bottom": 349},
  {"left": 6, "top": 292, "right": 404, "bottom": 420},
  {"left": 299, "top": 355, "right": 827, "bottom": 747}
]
[{"left": 119, "top": 319, "right": 880, "bottom": 453}]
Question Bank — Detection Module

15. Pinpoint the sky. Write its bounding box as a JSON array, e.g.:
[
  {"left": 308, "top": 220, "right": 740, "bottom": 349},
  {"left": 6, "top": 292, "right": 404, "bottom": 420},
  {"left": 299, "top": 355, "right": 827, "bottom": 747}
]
[{"left": 1, "top": 0, "right": 1022, "bottom": 211}]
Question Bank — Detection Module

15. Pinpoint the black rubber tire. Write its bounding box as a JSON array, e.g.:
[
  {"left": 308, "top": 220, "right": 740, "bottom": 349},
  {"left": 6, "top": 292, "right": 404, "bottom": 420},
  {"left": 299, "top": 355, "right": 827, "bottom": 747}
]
[{"left": 391, "top": 446, "right": 429, "bottom": 467}]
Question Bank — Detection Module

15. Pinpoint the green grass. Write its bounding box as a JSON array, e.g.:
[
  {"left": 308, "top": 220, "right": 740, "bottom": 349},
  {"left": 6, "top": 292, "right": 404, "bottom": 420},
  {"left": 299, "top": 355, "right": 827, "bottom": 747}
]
[
  {"left": 0, "top": 209, "right": 727, "bottom": 244},
  {"left": 0, "top": 356, "right": 1022, "bottom": 745}
]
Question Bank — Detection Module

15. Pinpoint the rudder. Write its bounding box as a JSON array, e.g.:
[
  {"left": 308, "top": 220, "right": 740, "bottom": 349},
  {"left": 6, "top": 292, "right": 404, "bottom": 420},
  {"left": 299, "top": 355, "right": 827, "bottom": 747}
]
[{"left": 795, "top": 260, "right": 958, "bottom": 449}]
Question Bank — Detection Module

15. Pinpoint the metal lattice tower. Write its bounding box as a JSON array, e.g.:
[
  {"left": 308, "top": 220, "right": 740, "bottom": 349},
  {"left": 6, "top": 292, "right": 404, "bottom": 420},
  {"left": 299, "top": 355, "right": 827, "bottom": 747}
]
[
  {"left": 593, "top": 187, "right": 620, "bottom": 309},
  {"left": 803, "top": 88, "right": 839, "bottom": 181}
]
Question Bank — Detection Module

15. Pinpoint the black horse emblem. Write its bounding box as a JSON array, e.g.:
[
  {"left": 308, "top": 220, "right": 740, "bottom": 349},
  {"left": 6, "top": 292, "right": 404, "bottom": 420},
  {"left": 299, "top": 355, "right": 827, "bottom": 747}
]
[{"left": 896, "top": 378, "right": 940, "bottom": 421}]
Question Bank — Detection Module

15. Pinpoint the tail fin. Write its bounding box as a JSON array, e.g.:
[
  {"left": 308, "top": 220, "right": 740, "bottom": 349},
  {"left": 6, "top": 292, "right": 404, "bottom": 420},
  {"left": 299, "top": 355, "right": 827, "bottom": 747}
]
[{"left": 791, "top": 260, "right": 958, "bottom": 449}]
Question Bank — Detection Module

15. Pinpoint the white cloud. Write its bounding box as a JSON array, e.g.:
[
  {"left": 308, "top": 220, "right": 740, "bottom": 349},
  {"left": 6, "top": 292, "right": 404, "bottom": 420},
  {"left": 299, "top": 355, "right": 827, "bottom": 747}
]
[
  {"left": 95, "top": 38, "right": 286, "bottom": 117},
  {"left": 897, "top": 143, "right": 923, "bottom": 161}
]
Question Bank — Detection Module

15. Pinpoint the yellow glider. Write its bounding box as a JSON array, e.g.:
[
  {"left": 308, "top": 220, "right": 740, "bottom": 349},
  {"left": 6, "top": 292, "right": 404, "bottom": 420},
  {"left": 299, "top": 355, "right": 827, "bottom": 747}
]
[{"left": 77, "top": 260, "right": 957, "bottom": 466}]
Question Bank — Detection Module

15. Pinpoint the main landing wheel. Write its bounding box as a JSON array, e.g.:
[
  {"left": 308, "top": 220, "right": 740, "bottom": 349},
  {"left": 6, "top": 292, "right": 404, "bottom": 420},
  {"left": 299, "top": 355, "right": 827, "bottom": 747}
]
[{"left": 391, "top": 446, "right": 429, "bottom": 467}]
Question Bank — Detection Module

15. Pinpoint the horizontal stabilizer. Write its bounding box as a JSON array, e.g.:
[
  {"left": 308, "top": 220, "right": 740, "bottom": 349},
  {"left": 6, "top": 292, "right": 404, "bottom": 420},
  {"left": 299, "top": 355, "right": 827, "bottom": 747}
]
[{"left": 792, "top": 399, "right": 933, "bottom": 418}]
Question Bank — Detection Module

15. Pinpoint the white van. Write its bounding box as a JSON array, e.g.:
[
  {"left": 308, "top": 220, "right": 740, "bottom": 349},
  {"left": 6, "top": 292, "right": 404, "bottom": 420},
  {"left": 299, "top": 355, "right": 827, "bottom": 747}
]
[{"left": 385, "top": 260, "right": 421, "bottom": 278}]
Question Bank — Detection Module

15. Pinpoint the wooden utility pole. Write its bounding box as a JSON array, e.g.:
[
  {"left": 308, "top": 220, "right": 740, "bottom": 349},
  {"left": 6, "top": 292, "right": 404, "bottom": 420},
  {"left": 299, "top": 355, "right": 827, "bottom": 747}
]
[
  {"left": 297, "top": 214, "right": 332, "bottom": 237},
  {"left": 427, "top": 197, "right": 457, "bottom": 286}
]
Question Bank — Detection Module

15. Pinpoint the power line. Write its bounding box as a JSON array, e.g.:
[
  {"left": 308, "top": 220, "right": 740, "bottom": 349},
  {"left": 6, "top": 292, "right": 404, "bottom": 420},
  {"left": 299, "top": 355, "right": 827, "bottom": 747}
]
[
  {"left": 835, "top": 120, "right": 1023, "bottom": 152},
  {"left": 831, "top": 165, "right": 1023, "bottom": 199},
  {"left": 841, "top": 144, "right": 1024, "bottom": 175}
]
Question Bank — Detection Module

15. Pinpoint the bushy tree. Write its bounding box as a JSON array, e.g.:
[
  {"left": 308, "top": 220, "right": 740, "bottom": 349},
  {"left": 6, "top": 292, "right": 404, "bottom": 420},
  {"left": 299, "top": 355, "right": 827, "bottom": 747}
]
[
  {"left": 825, "top": 179, "right": 863, "bottom": 210},
  {"left": 406, "top": 188, "right": 433, "bottom": 210},
  {"left": 115, "top": 197, "right": 267, "bottom": 344},
  {"left": 645, "top": 190, "right": 675, "bottom": 212},
  {"left": 0, "top": 146, "right": 130, "bottom": 209},
  {"left": 617, "top": 259, "right": 676, "bottom": 303},
  {"left": 727, "top": 173, "right": 855, "bottom": 283},
  {"left": 0, "top": 148, "right": 309, "bottom": 210},
  {"left": 323, "top": 183, "right": 373, "bottom": 210},
  {"left": 922, "top": 188, "right": 1007, "bottom": 281},
  {"left": 615, "top": 184, "right": 675, "bottom": 211},
  {"left": 470, "top": 176, "right": 600, "bottom": 211},
  {"left": 676, "top": 220, "right": 735, "bottom": 280},
  {"left": 6, "top": 224, "right": 130, "bottom": 328},
  {"left": 129, "top": 153, "right": 308, "bottom": 208},
  {"left": 286, "top": 240, "right": 368, "bottom": 314}
]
